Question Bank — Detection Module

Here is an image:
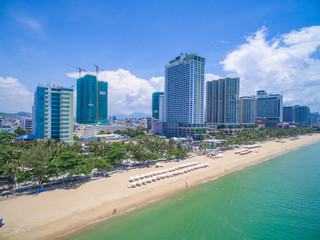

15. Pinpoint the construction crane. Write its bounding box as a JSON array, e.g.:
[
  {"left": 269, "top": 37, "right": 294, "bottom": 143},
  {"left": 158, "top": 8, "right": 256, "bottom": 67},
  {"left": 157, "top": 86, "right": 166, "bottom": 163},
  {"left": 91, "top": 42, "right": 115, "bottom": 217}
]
[
  {"left": 94, "top": 65, "right": 104, "bottom": 122},
  {"left": 77, "top": 67, "right": 86, "bottom": 78},
  {"left": 59, "top": 62, "right": 86, "bottom": 78}
]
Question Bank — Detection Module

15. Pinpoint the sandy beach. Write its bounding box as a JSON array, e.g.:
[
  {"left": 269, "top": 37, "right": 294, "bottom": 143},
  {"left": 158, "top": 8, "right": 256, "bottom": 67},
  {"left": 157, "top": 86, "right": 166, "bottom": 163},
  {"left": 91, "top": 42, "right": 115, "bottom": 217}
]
[{"left": 0, "top": 134, "right": 320, "bottom": 240}]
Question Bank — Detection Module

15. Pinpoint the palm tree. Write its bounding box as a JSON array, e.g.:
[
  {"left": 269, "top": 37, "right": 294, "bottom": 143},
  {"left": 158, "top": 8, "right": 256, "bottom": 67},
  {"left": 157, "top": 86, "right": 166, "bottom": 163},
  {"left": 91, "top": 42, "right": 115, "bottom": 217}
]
[{"left": 1, "top": 149, "right": 21, "bottom": 190}]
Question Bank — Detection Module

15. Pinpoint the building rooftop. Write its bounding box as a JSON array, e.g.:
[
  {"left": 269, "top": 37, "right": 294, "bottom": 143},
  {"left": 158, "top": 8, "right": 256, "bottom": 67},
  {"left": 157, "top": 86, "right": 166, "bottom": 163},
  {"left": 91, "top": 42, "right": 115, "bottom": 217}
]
[{"left": 37, "top": 83, "right": 73, "bottom": 90}]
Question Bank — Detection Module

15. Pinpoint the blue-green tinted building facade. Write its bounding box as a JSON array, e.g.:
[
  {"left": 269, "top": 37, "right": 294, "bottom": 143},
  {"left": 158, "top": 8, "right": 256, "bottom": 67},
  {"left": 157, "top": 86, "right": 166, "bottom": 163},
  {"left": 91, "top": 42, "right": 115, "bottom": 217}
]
[
  {"left": 206, "top": 78, "right": 240, "bottom": 125},
  {"left": 283, "top": 105, "right": 310, "bottom": 125},
  {"left": 76, "top": 75, "right": 108, "bottom": 124},
  {"left": 32, "top": 83, "right": 74, "bottom": 142},
  {"left": 152, "top": 92, "right": 164, "bottom": 119}
]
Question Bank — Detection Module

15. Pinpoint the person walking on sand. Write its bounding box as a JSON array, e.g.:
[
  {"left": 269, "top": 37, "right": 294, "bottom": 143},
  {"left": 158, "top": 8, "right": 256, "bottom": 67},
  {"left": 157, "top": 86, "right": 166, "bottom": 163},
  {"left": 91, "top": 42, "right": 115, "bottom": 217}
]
[{"left": 185, "top": 182, "right": 188, "bottom": 189}]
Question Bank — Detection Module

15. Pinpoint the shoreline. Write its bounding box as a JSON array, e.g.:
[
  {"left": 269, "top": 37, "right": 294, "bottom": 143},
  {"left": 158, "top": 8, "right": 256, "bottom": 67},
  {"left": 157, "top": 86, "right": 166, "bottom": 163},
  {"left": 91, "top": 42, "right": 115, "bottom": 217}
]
[{"left": 1, "top": 134, "right": 320, "bottom": 240}]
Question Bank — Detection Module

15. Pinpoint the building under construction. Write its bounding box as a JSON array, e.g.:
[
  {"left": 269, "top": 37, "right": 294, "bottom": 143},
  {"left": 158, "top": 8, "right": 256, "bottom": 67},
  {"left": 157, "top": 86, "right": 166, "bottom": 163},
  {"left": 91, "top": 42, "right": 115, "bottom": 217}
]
[{"left": 76, "top": 74, "right": 108, "bottom": 124}]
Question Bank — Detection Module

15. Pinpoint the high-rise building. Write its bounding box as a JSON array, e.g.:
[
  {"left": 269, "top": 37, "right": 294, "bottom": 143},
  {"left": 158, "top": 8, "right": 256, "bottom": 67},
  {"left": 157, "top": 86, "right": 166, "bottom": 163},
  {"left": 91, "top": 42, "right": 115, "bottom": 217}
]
[
  {"left": 165, "top": 53, "right": 205, "bottom": 124},
  {"left": 76, "top": 75, "right": 108, "bottom": 124},
  {"left": 295, "top": 105, "right": 310, "bottom": 125},
  {"left": 159, "top": 94, "right": 165, "bottom": 122},
  {"left": 283, "top": 105, "right": 310, "bottom": 125},
  {"left": 157, "top": 53, "right": 206, "bottom": 139},
  {"left": 32, "top": 83, "right": 73, "bottom": 142},
  {"left": 21, "top": 117, "right": 32, "bottom": 132},
  {"left": 239, "top": 96, "right": 255, "bottom": 125},
  {"left": 283, "top": 106, "right": 295, "bottom": 123},
  {"left": 256, "top": 90, "right": 283, "bottom": 122},
  {"left": 152, "top": 92, "right": 164, "bottom": 119},
  {"left": 206, "top": 78, "right": 240, "bottom": 125}
]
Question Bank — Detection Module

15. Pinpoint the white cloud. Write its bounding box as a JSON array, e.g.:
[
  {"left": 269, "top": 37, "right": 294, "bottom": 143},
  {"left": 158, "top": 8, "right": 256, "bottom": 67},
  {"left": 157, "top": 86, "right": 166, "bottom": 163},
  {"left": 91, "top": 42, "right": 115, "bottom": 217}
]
[
  {"left": 0, "top": 76, "right": 33, "bottom": 113},
  {"left": 67, "top": 69, "right": 164, "bottom": 115},
  {"left": 221, "top": 26, "right": 320, "bottom": 110},
  {"left": 205, "top": 73, "right": 222, "bottom": 82}
]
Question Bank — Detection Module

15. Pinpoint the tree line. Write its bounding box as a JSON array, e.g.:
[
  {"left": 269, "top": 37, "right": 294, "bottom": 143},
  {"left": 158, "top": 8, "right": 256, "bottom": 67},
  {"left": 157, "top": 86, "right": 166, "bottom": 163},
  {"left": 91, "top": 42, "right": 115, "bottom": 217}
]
[
  {"left": 202, "top": 126, "right": 320, "bottom": 149},
  {"left": 0, "top": 132, "right": 192, "bottom": 190}
]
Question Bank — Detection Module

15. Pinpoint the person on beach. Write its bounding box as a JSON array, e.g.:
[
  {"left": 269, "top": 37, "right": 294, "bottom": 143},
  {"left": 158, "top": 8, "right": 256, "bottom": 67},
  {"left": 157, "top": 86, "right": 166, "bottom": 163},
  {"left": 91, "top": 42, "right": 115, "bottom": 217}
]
[
  {"left": 185, "top": 182, "right": 188, "bottom": 188},
  {"left": 0, "top": 218, "right": 4, "bottom": 227},
  {"left": 112, "top": 209, "right": 117, "bottom": 215}
]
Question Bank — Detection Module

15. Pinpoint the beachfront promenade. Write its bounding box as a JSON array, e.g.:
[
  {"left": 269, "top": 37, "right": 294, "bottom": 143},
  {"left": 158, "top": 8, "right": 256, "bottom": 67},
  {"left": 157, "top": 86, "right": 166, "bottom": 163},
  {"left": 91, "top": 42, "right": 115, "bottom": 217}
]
[{"left": 0, "top": 134, "right": 320, "bottom": 240}]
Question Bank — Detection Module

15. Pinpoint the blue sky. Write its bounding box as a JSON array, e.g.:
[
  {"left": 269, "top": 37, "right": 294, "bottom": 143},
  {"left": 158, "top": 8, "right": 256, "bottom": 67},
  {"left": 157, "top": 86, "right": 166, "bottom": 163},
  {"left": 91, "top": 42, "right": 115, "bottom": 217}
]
[{"left": 0, "top": 0, "right": 320, "bottom": 115}]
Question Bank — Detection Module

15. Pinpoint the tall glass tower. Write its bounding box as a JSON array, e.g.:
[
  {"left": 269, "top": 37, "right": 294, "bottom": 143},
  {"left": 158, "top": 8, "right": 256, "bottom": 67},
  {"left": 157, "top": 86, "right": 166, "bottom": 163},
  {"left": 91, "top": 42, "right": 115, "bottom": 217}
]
[
  {"left": 239, "top": 96, "right": 255, "bottom": 125},
  {"left": 152, "top": 92, "right": 164, "bottom": 119},
  {"left": 165, "top": 53, "right": 205, "bottom": 124},
  {"left": 32, "top": 83, "right": 74, "bottom": 142},
  {"left": 206, "top": 78, "right": 240, "bottom": 125},
  {"left": 76, "top": 75, "right": 108, "bottom": 124}
]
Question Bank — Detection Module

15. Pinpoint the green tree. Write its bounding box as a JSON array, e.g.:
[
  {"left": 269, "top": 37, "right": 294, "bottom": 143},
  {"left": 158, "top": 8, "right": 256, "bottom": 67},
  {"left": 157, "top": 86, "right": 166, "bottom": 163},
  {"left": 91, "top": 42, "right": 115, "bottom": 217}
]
[
  {"left": 73, "top": 135, "right": 81, "bottom": 141},
  {"left": 91, "top": 157, "right": 113, "bottom": 171},
  {"left": 21, "top": 142, "right": 54, "bottom": 186},
  {"left": 14, "top": 127, "right": 28, "bottom": 136},
  {"left": 107, "top": 142, "right": 127, "bottom": 164},
  {"left": 98, "top": 130, "right": 107, "bottom": 135},
  {"left": 0, "top": 131, "right": 18, "bottom": 145},
  {"left": 0, "top": 148, "right": 21, "bottom": 189},
  {"left": 50, "top": 151, "right": 94, "bottom": 177}
]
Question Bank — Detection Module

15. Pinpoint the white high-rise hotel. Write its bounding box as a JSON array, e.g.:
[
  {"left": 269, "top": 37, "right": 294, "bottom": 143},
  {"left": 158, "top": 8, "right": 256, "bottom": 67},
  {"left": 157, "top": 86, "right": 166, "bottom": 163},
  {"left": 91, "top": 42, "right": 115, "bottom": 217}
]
[
  {"left": 164, "top": 53, "right": 205, "bottom": 124},
  {"left": 156, "top": 53, "right": 206, "bottom": 139}
]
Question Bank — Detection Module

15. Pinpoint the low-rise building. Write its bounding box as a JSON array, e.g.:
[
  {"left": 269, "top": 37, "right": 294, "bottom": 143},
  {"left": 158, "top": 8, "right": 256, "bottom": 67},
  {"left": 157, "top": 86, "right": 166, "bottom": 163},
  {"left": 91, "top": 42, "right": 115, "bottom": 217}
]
[
  {"left": 21, "top": 117, "right": 32, "bottom": 132},
  {"left": 74, "top": 123, "right": 129, "bottom": 139}
]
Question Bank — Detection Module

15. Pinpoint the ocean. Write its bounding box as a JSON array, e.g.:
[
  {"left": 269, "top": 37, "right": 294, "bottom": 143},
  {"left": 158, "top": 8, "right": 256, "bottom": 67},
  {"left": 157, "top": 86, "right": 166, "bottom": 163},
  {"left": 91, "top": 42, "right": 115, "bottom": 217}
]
[{"left": 62, "top": 142, "right": 320, "bottom": 240}]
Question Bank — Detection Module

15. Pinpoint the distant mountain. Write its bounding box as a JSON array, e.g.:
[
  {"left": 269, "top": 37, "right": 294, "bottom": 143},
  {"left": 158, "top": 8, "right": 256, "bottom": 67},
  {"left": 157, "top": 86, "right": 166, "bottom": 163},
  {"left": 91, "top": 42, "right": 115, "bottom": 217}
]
[
  {"left": 0, "top": 112, "right": 32, "bottom": 118},
  {"left": 115, "top": 112, "right": 150, "bottom": 119}
]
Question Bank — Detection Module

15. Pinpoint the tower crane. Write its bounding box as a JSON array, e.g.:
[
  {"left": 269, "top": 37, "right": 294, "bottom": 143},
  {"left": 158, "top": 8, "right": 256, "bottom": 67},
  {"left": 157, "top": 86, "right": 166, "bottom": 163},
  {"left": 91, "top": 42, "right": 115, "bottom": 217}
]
[{"left": 59, "top": 62, "right": 86, "bottom": 78}]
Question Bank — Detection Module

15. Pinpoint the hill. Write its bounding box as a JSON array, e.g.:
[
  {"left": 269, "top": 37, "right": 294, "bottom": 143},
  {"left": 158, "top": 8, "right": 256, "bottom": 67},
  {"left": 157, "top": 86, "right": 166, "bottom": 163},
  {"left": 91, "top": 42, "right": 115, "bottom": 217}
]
[{"left": 0, "top": 112, "right": 32, "bottom": 118}]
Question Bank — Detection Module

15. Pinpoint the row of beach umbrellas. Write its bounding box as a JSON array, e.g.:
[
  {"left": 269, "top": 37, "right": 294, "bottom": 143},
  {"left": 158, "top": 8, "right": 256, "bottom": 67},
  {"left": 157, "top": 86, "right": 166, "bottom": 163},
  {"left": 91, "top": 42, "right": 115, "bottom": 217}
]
[{"left": 128, "top": 162, "right": 210, "bottom": 188}]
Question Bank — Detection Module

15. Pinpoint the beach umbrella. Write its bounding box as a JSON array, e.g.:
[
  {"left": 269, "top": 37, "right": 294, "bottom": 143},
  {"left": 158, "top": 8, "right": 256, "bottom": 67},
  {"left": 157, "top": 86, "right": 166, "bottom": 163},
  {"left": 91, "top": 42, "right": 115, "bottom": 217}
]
[
  {"left": 152, "top": 176, "right": 157, "bottom": 181},
  {"left": 129, "top": 177, "right": 135, "bottom": 182},
  {"left": 146, "top": 178, "right": 152, "bottom": 183}
]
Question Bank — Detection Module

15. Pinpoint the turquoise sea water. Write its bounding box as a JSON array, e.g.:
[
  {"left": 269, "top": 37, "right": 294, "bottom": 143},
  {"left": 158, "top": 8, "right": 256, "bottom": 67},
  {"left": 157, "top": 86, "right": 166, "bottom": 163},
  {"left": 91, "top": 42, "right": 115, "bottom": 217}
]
[{"left": 63, "top": 142, "right": 320, "bottom": 240}]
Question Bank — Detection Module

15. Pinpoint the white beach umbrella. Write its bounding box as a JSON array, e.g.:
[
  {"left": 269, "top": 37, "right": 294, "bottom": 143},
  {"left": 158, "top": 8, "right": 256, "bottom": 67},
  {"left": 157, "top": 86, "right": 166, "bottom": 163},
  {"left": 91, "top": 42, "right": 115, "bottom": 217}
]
[{"left": 134, "top": 175, "right": 140, "bottom": 180}]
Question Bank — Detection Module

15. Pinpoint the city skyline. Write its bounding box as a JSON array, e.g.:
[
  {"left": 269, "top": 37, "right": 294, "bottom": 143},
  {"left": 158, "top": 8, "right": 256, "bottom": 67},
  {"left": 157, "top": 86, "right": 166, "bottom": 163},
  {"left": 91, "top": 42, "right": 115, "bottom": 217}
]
[{"left": 0, "top": 1, "right": 320, "bottom": 115}]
